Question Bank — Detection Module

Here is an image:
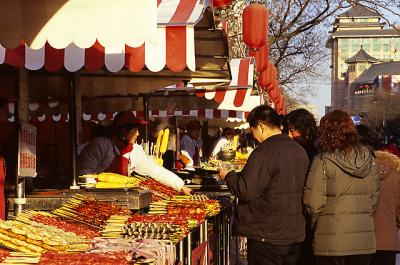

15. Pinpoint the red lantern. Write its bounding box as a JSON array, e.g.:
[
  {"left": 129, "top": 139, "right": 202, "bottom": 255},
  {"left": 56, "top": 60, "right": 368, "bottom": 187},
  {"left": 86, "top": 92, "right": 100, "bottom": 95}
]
[
  {"left": 274, "top": 97, "right": 281, "bottom": 110},
  {"left": 280, "top": 95, "right": 286, "bottom": 114},
  {"left": 258, "top": 61, "right": 276, "bottom": 88},
  {"left": 258, "top": 69, "right": 268, "bottom": 88},
  {"left": 249, "top": 44, "right": 269, "bottom": 73},
  {"left": 269, "top": 84, "right": 281, "bottom": 101},
  {"left": 275, "top": 94, "right": 284, "bottom": 110},
  {"left": 243, "top": 3, "right": 269, "bottom": 49},
  {"left": 213, "top": 0, "right": 232, "bottom": 8}
]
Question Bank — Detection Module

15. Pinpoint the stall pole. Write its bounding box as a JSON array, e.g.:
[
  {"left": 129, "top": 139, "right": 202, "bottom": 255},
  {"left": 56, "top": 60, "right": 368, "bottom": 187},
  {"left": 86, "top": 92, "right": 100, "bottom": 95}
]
[
  {"left": 200, "top": 222, "right": 205, "bottom": 243},
  {"left": 68, "top": 74, "right": 79, "bottom": 189},
  {"left": 204, "top": 219, "right": 208, "bottom": 264},
  {"left": 143, "top": 95, "right": 150, "bottom": 144},
  {"left": 222, "top": 213, "right": 227, "bottom": 265},
  {"left": 74, "top": 74, "right": 83, "bottom": 149},
  {"left": 179, "top": 240, "right": 184, "bottom": 264},
  {"left": 176, "top": 118, "right": 180, "bottom": 161},
  {"left": 187, "top": 232, "right": 192, "bottom": 265},
  {"left": 226, "top": 213, "right": 231, "bottom": 265},
  {"left": 216, "top": 213, "right": 222, "bottom": 265},
  {"left": 15, "top": 69, "right": 29, "bottom": 215}
]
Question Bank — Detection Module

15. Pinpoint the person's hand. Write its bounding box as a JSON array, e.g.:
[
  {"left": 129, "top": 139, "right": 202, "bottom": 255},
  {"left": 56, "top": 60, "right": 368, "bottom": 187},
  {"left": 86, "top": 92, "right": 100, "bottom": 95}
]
[
  {"left": 180, "top": 186, "right": 193, "bottom": 195},
  {"left": 218, "top": 168, "right": 231, "bottom": 180}
]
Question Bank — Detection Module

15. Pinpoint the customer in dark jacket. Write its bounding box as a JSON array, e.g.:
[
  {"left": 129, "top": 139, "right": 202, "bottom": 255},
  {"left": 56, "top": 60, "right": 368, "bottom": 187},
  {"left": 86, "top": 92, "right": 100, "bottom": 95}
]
[
  {"left": 286, "top": 109, "right": 319, "bottom": 265},
  {"left": 304, "top": 110, "right": 380, "bottom": 265},
  {"left": 218, "top": 105, "right": 309, "bottom": 265}
]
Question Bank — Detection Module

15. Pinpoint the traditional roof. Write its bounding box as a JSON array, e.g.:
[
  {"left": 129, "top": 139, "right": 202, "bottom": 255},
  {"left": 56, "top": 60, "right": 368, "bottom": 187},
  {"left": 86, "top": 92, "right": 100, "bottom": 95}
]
[
  {"left": 332, "top": 28, "right": 400, "bottom": 38},
  {"left": 338, "top": 4, "right": 380, "bottom": 18},
  {"left": 345, "top": 48, "right": 380, "bottom": 64},
  {"left": 352, "top": 61, "right": 400, "bottom": 84}
]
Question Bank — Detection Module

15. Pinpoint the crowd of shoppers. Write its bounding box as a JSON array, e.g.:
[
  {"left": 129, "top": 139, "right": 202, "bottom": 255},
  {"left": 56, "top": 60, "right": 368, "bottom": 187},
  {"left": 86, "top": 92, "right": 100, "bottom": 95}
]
[{"left": 219, "top": 105, "right": 400, "bottom": 265}]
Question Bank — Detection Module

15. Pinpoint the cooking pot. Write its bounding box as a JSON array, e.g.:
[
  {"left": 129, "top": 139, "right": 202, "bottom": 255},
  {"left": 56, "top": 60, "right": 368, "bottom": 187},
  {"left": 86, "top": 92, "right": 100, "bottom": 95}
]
[{"left": 219, "top": 150, "right": 236, "bottom": 161}]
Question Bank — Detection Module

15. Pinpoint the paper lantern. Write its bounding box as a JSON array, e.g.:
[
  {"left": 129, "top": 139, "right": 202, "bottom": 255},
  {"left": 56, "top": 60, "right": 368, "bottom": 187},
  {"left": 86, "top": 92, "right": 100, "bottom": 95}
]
[
  {"left": 258, "top": 61, "right": 276, "bottom": 88},
  {"left": 280, "top": 95, "right": 286, "bottom": 114},
  {"left": 249, "top": 44, "right": 269, "bottom": 73},
  {"left": 243, "top": 3, "right": 268, "bottom": 49},
  {"left": 275, "top": 94, "right": 284, "bottom": 110},
  {"left": 269, "top": 84, "right": 281, "bottom": 101}
]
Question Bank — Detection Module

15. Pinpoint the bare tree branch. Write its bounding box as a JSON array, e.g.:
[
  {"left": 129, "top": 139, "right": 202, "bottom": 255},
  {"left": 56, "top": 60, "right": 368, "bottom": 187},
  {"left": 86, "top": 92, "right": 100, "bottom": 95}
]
[{"left": 217, "top": 0, "right": 400, "bottom": 108}]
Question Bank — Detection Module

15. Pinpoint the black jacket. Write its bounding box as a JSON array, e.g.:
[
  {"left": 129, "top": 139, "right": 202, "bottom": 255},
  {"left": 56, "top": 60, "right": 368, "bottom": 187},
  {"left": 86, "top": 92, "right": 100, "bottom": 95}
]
[{"left": 226, "top": 134, "right": 309, "bottom": 245}]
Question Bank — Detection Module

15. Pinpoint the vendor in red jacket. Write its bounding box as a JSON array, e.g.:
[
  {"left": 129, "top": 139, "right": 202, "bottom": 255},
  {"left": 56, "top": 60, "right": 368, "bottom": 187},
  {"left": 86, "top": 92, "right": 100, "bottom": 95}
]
[
  {"left": 78, "top": 111, "right": 191, "bottom": 195},
  {"left": 218, "top": 105, "right": 309, "bottom": 265}
]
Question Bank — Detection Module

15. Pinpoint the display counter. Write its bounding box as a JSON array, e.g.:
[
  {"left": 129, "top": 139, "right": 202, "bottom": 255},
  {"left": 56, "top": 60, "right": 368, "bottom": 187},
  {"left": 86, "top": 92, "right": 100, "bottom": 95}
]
[
  {"left": 3, "top": 172, "right": 237, "bottom": 265},
  {"left": 7, "top": 188, "right": 152, "bottom": 214}
]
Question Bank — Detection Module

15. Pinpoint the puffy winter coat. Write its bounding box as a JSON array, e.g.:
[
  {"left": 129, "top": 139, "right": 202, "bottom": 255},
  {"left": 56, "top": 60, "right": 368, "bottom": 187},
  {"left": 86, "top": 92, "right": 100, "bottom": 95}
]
[
  {"left": 374, "top": 150, "right": 400, "bottom": 251},
  {"left": 303, "top": 145, "right": 380, "bottom": 256},
  {"left": 226, "top": 134, "right": 309, "bottom": 244}
]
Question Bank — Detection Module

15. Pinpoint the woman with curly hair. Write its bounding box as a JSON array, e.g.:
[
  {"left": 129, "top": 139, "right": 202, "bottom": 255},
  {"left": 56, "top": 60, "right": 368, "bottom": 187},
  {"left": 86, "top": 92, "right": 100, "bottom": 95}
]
[
  {"left": 286, "top": 108, "right": 319, "bottom": 161},
  {"left": 303, "top": 110, "right": 380, "bottom": 265}
]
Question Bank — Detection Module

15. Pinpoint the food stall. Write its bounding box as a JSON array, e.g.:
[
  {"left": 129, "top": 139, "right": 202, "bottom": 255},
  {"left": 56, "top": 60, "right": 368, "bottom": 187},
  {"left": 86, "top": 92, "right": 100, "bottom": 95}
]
[
  {"left": 0, "top": 0, "right": 230, "bottom": 211},
  {"left": 0, "top": 0, "right": 250, "bottom": 264}
]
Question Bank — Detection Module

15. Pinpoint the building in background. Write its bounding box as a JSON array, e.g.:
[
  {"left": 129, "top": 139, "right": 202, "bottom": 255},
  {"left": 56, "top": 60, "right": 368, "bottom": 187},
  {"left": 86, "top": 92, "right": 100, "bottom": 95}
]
[
  {"left": 351, "top": 61, "right": 400, "bottom": 130},
  {"left": 327, "top": 4, "right": 400, "bottom": 112}
]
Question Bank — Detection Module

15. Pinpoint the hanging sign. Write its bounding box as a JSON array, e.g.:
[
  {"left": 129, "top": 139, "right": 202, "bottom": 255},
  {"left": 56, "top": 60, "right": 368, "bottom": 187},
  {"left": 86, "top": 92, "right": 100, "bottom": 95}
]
[{"left": 18, "top": 122, "right": 37, "bottom": 177}]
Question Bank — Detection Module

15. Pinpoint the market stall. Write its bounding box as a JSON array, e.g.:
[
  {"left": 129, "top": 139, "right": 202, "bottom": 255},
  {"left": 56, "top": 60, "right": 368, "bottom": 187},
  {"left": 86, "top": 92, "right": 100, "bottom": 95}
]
[
  {"left": 0, "top": 1, "right": 241, "bottom": 264},
  {"left": 0, "top": 0, "right": 230, "bottom": 206}
]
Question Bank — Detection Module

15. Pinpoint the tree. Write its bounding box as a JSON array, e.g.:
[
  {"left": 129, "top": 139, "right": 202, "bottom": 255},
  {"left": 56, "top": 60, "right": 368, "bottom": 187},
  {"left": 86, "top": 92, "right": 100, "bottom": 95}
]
[{"left": 217, "top": 0, "right": 400, "bottom": 107}]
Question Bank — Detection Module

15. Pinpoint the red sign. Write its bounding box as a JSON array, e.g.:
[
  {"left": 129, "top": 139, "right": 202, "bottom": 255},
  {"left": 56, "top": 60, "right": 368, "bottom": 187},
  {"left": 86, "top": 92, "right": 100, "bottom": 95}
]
[
  {"left": 18, "top": 122, "right": 37, "bottom": 177},
  {"left": 192, "top": 241, "right": 207, "bottom": 265}
]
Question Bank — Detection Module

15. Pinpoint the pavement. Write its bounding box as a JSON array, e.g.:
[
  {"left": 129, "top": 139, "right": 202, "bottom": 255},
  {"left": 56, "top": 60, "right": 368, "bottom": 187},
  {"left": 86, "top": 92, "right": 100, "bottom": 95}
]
[{"left": 236, "top": 254, "right": 400, "bottom": 265}]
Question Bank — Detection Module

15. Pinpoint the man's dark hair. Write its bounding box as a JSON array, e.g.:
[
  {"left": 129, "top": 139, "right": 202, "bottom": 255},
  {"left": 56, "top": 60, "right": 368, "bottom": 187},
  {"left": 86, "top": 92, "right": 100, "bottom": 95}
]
[
  {"left": 247, "top": 105, "right": 281, "bottom": 128},
  {"left": 222, "top": 127, "right": 235, "bottom": 137},
  {"left": 286, "top": 108, "right": 318, "bottom": 142}
]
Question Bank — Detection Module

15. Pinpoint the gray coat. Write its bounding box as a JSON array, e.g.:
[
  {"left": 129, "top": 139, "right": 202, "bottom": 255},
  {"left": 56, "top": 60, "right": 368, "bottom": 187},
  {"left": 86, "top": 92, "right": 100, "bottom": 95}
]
[{"left": 303, "top": 145, "right": 380, "bottom": 256}]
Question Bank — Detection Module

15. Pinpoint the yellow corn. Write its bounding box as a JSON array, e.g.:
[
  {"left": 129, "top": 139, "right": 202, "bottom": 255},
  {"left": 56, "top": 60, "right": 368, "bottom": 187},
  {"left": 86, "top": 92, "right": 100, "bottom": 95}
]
[
  {"left": 231, "top": 135, "right": 239, "bottom": 151},
  {"left": 155, "top": 130, "right": 164, "bottom": 155},
  {"left": 98, "top": 172, "right": 140, "bottom": 184},
  {"left": 95, "top": 182, "right": 138, "bottom": 189},
  {"left": 160, "top": 128, "right": 170, "bottom": 154}
]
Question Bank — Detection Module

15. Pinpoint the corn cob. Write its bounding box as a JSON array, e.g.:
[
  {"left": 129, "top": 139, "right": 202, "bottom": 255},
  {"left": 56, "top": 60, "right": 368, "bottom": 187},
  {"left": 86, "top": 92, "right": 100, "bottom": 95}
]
[
  {"left": 97, "top": 172, "right": 139, "bottom": 184},
  {"left": 231, "top": 135, "right": 239, "bottom": 151},
  {"left": 95, "top": 182, "right": 138, "bottom": 189},
  {"left": 160, "top": 128, "right": 170, "bottom": 154},
  {"left": 154, "top": 130, "right": 164, "bottom": 156}
]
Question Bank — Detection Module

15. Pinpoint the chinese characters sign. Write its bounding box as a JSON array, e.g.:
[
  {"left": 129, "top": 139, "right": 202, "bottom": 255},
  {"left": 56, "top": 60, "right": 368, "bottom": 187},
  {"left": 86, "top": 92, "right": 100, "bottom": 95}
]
[{"left": 18, "top": 122, "right": 37, "bottom": 177}]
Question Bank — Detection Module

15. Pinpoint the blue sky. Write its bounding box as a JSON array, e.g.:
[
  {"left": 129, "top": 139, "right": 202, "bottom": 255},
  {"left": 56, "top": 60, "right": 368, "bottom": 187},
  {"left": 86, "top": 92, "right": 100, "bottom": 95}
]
[{"left": 305, "top": 59, "right": 331, "bottom": 120}]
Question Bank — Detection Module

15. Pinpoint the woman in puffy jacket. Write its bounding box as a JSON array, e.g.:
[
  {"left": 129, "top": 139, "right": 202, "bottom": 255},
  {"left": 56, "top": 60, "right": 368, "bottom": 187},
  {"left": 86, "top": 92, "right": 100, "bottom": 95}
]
[
  {"left": 371, "top": 151, "right": 400, "bottom": 265},
  {"left": 303, "top": 110, "right": 380, "bottom": 265}
]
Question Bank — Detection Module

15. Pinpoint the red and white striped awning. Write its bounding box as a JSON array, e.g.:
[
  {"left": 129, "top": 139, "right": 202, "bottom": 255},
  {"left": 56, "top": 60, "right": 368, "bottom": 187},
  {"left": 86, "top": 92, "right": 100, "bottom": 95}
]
[
  {"left": 3, "top": 109, "right": 248, "bottom": 123},
  {"left": 0, "top": 0, "right": 206, "bottom": 73},
  {"left": 197, "top": 57, "right": 262, "bottom": 111}
]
